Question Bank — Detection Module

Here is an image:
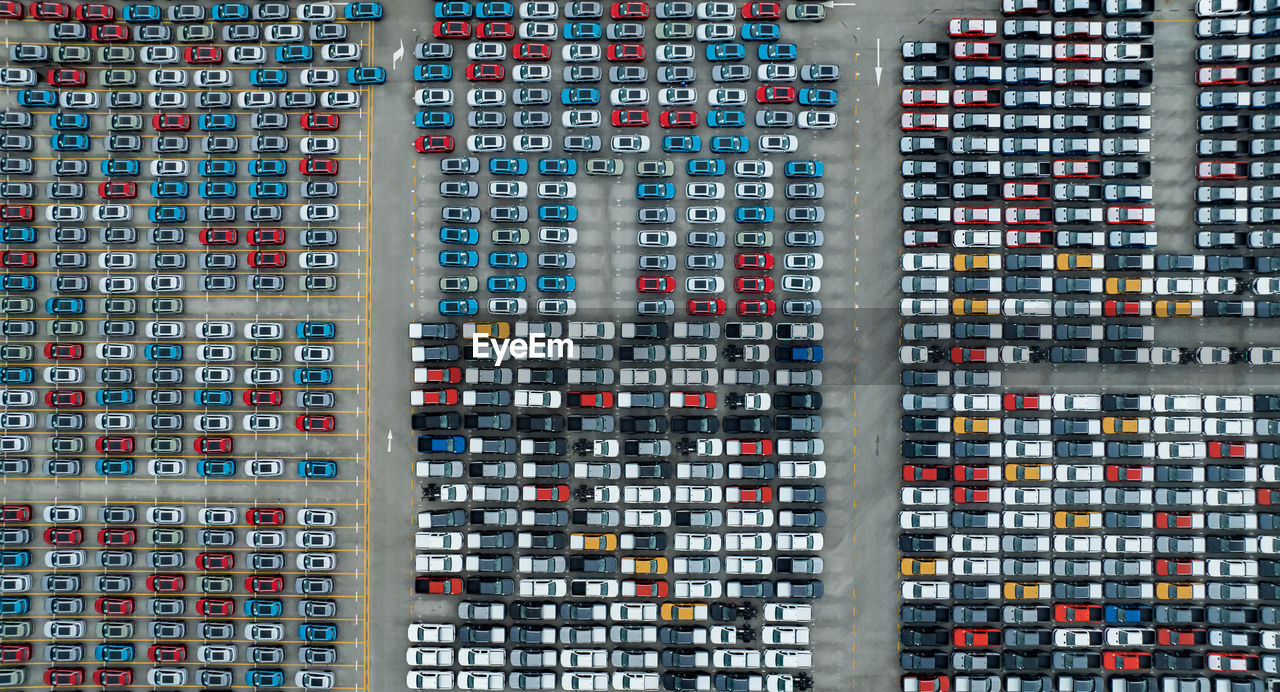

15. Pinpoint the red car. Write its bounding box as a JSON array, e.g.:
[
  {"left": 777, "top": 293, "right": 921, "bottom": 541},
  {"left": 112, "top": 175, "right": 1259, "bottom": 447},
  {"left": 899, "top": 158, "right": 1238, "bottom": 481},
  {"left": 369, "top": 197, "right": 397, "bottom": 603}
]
[
  {"left": 1002, "top": 394, "right": 1047, "bottom": 410},
  {"left": 515, "top": 42, "right": 551, "bottom": 60},
  {"left": 1103, "top": 652, "right": 1152, "bottom": 671},
  {"left": 728, "top": 485, "right": 772, "bottom": 502},
  {"left": 903, "top": 465, "right": 949, "bottom": 482},
  {"left": 567, "top": 391, "right": 614, "bottom": 408},
  {"left": 46, "top": 390, "right": 83, "bottom": 407},
  {"left": 89, "top": 23, "right": 128, "bottom": 40},
  {"left": 1105, "top": 465, "right": 1151, "bottom": 482},
  {"left": 195, "top": 437, "right": 233, "bottom": 454},
  {"left": 31, "top": 1, "right": 70, "bottom": 19},
  {"left": 733, "top": 440, "right": 773, "bottom": 456},
  {"left": 44, "top": 669, "right": 84, "bottom": 687},
  {"left": 660, "top": 110, "right": 698, "bottom": 128},
  {"left": 96, "top": 436, "right": 134, "bottom": 454},
  {"left": 97, "top": 528, "right": 135, "bottom": 546},
  {"left": 44, "top": 343, "right": 83, "bottom": 360},
  {"left": 419, "top": 367, "right": 462, "bottom": 383},
  {"left": 415, "top": 389, "right": 459, "bottom": 406},
  {"left": 736, "top": 299, "right": 775, "bottom": 316},
  {"left": 0, "top": 207, "right": 33, "bottom": 222},
  {"left": 735, "top": 276, "right": 774, "bottom": 293},
  {"left": 955, "top": 464, "right": 997, "bottom": 481},
  {"left": 74, "top": 3, "right": 113, "bottom": 20},
  {"left": 1157, "top": 628, "right": 1205, "bottom": 646},
  {"left": 44, "top": 527, "right": 83, "bottom": 545},
  {"left": 1155, "top": 512, "right": 1202, "bottom": 530},
  {"left": 528, "top": 484, "right": 570, "bottom": 502},
  {"left": 476, "top": 21, "right": 514, "bottom": 39},
  {"left": 1261, "top": 488, "right": 1280, "bottom": 505},
  {"left": 95, "top": 596, "right": 134, "bottom": 616},
  {"left": 301, "top": 158, "right": 338, "bottom": 175},
  {"left": 671, "top": 391, "right": 716, "bottom": 408},
  {"left": 954, "top": 486, "right": 995, "bottom": 503},
  {"left": 756, "top": 86, "right": 796, "bottom": 103},
  {"left": 248, "top": 508, "right": 285, "bottom": 526},
  {"left": 625, "top": 580, "right": 669, "bottom": 598},
  {"left": 1156, "top": 558, "right": 1203, "bottom": 576},
  {"left": 244, "top": 389, "right": 282, "bottom": 406},
  {"left": 146, "top": 574, "right": 185, "bottom": 593},
  {"left": 196, "top": 552, "right": 234, "bottom": 570},
  {"left": 1209, "top": 441, "right": 1254, "bottom": 458},
  {"left": 250, "top": 228, "right": 286, "bottom": 246},
  {"left": 611, "top": 1, "right": 649, "bottom": 18},
  {"left": 0, "top": 505, "right": 29, "bottom": 522},
  {"left": 466, "top": 63, "right": 504, "bottom": 81},
  {"left": 432, "top": 20, "right": 471, "bottom": 38},
  {"left": 954, "top": 628, "right": 1001, "bottom": 647},
  {"left": 415, "top": 135, "right": 455, "bottom": 153},
  {"left": 743, "top": 1, "right": 780, "bottom": 19},
  {"left": 246, "top": 575, "right": 284, "bottom": 593},
  {"left": 185, "top": 46, "right": 223, "bottom": 63},
  {"left": 1104, "top": 300, "right": 1151, "bottom": 317},
  {"left": 0, "top": 644, "right": 29, "bottom": 662},
  {"left": 1053, "top": 604, "right": 1102, "bottom": 623},
  {"left": 637, "top": 276, "right": 674, "bottom": 293},
  {"left": 687, "top": 299, "right": 726, "bottom": 315},
  {"left": 296, "top": 414, "right": 336, "bottom": 432},
  {"left": 0, "top": 250, "right": 34, "bottom": 267},
  {"left": 736, "top": 253, "right": 774, "bottom": 270},
  {"left": 47, "top": 69, "right": 86, "bottom": 86},
  {"left": 148, "top": 645, "right": 186, "bottom": 663},
  {"left": 0, "top": 2, "right": 23, "bottom": 18},
  {"left": 950, "top": 347, "right": 996, "bottom": 363},
  {"left": 608, "top": 43, "right": 645, "bottom": 61},
  {"left": 98, "top": 181, "right": 137, "bottom": 199},
  {"left": 249, "top": 251, "right": 287, "bottom": 268},
  {"left": 1005, "top": 230, "right": 1052, "bottom": 247},
  {"left": 152, "top": 113, "right": 191, "bottom": 131},
  {"left": 1198, "top": 160, "right": 1247, "bottom": 179},
  {"left": 612, "top": 109, "right": 650, "bottom": 127},
  {"left": 303, "top": 113, "right": 340, "bottom": 130},
  {"left": 1198, "top": 66, "right": 1247, "bottom": 85},
  {"left": 199, "top": 227, "right": 238, "bottom": 245},
  {"left": 415, "top": 577, "right": 463, "bottom": 594},
  {"left": 197, "top": 598, "right": 235, "bottom": 617}
]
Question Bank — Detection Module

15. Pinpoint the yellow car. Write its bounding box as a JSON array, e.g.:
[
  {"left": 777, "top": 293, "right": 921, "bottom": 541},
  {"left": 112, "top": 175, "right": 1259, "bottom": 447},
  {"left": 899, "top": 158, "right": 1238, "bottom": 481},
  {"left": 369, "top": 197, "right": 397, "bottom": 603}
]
[
  {"left": 953, "top": 254, "right": 1001, "bottom": 272},
  {"left": 952, "top": 298, "right": 998, "bottom": 315},
  {"left": 622, "top": 556, "right": 668, "bottom": 575},
  {"left": 1105, "top": 277, "right": 1153, "bottom": 295},
  {"left": 660, "top": 603, "right": 707, "bottom": 621},
  {"left": 1004, "top": 463, "right": 1048, "bottom": 481},
  {"left": 1102, "top": 416, "right": 1151, "bottom": 434},
  {"left": 1155, "top": 300, "right": 1204, "bottom": 318},
  {"left": 1156, "top": 582, "right": 1205, "bottom": 600},
  {"left": 1056, "top": 253, "right": 1102, "bottom": 271},
  {"left": 462, "top": 321, "right": 510, "bottom": 339},
  {"left": 571, "top": 533, "right": 617, "bottom": 551},
  {"left": 1003, "top": 582, "right": 1049, "bottom": 600},
  {"left": 1054, "top": 511, "right": 1101, "bottom": 529},
  {"left": 901, "top": 558, "right": 947, "bottom": 576},
  {"left": 953, "top": 417, "right": 999, "bottom": 435}
]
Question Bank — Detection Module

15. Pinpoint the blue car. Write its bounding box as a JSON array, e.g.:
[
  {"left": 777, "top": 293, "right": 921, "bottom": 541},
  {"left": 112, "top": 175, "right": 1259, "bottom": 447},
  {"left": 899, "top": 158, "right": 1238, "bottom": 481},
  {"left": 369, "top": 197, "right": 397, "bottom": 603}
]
[
  {"left": 250, "top": 68, "right": 288, "bottom": 86},
  {"left": 415, "top": 111, "right": 454, "bottom": 128},
  {"left": 97, "top": 458, "right": 134, "bottom": 476},
  {"left": 0, "top": 551, "right": 28, "bottom": 568},
  {"left": 439, "top": 250, "right": 479, "bottom": 267},
  {"left": 706, "top": 43, "right": 746, "bottom": 61},
  {"left": 344, "top": 1, "right": 382, "bottom": 19},
  {"left": 122, "top": 3, "right": 161, "bottom": 20},
  {"left": 414, "top": 64, "right": 452, "bottom": 81},
  {"left": 95, "top": 644, "right": 134, "bottom": 662},
  {"left": 0, "top": 368, "right": 33, "bottom": 384},
  {"left": 301, "top": 623, "right": 339, "bottom": 642},
  {"left": 418, "top": 435, "right": 465, "bottom": 454},
  {"left": 539, "top": 205, "right": 577, "bottom": 222},
  {"left": 198, "top": 459, "right": 236, "bottom": 477},
  {"left": 299, "top": 459, "right": 337, "bottom": 478},
  {"left": 199, "top": 113, "right": 237, "bottom": 130},
  {"left": 275, "top": 45, "right": 313, "bottom": 63},
  {"left": 249, "top": 159, "right": 287, "bottom": 176},
  {"left": 102, "top": 159, "right": 139, "bottom": 176},
  {"left": 146, "top": 344, "right": 183, "bottom": 361},
  {"left": 348, "top": 66, "right": 386, "bottom": 84},
  {"left": 51, "top": 133, "right": 90, "bottom": 151},
  {"left": 210, "top": 2, "right": 249, "bottom": 20},
  {"left": 149, "top": 204, "right": 186, "bottom": 221},
  {"left": 0, "top": 227, "right": 34, "bottom": 243},
  {"left": 298, "top": 322, "right": 336, "bottom": 339},
  {"left": 563, "top": 22, "right": 602, "bottom": 40},
  {"left": 637, "top": 182, "right": 675, "bottom": 199},
  {"left": 200, "top": 181, "right": 237, "bottom": 199},
  {"left": 487, "top": 276, "right": 527, "bottom": 293},
  {"left": 662, "top": 135, "right": 702, "bottom": 153},
  {"left": 736, "top": 206, "right": 775, "bottom": 223},
  {"left": 46, "top": 298, "right": 84, "bottom": 315},
  {"left": 537, "top": 276, "right": 576, "bottom": 293},
  {"left": 1104, "top": 604, "right": 1153, "bottom": 624},
  {"left": 488, "top": 251, "right": 528, "bottom": 268},
  {"left": 538, "top": 158, "right": 577, "bottom": 175},
  {"left": 96, "top": 389, "right": 134, "bottom": 406},
  {"left": 294, "top": 368, "right": 334, "bottom": 385},
  {"left": 687, "top": 159, "right": 726, "bottom": 176},
  {"left": 776, "top": 345, "right": 823, "bottom": 363},
  {"left": 708, "top": 110, "right": 747, "bottom": 128},
  {"left": 434, "top": 1, "right": 470, "bottom": 17},
  {"left": 0, "top": 598, "right": 28, "bottom": 615},
  {"left": 151, "top": 181, "right": 189, "bottom": 198},
  {"left": 250, "top": 182, "right": 288, "bottom": 199},
  {"left": 799, "top": 88, "right": 838, "bottom": 106},
  {"left": 200, "top": 160, "right": 236, "bottom": 177},
  {"left": 246, "top": 599, "right": 283, "bottom": 617},
  {"left": 759, "top": 42, "right": 798, "bottom": 60},
  {"left": 439, "top": 298, "right": 479, "bottom": 316},
  {"left": 744, "top": 23, "right": 782, "bottom": 41},
  {"left": 18, "top": 90, "right": 56, "bottom": 107},
  {"left": 785, "top": 160, "right": 824, "bottom": 178},
  {"left": 50, "top": 112, "right": 89, "bottom": 130},
  {"left": 489, "top": 158, "right": 529, "bottom": 175},
  {"left": 440, "top": 227, "right": 478, "bottom": 245},
  {"left": 561, "top": 87, "right": 600, "bottom": 105},
  {"left": 195, "top": 389, "right": 232, "bottom": 406},
  {"left": 476, "top": 0, "right": 513, "bottom": 17},
  {"left": 247, "top": 671, "right": 285, "bottom": 688},
  {"left": 1, "top": 276, "right": 35, "bottom": 291},
  {"left": 711, "top": 135, "right": 749, "bottom": 153}
]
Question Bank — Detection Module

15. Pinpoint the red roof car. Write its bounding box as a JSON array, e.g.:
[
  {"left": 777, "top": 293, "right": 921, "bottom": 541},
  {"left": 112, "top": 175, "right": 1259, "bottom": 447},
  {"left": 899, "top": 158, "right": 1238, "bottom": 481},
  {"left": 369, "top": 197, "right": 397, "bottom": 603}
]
[
  {"left": 99, "top": 181, "right": 137, "bottom": 199},
  {"left": 736, "top": 299, "right": 775, "bottom": 316},
  {"left": 0, "top": 250, "right": 34, "bottom": 267},
  {"left": 608, "top": 43, "right": 646, "bottom": 61},
  {"left": 736, "top": 253, "right": 774, "bottom": 270},
  {"left": 185, "top": 46, "right": 223, "bottom": 63},
  {"left": 611, "top": 1, "right": 649, "bottom": 19},
  {"left": 0, "top": 2, "right": 23, "bottom": 18},
  {"left": 432, "top": 20, "right": 471, "bottom": 38},
  {"left": 735, "top": 276, "right": 774, "bottom": 293},
  {"left": 89, "top": 23, "right": 128, "bottom": 40},
  {"left": 146, "top": 574, "right": 185, "bottom": 592},
  {"left": 31, "top": 1, "right": 70, "bottom": 19},
  {"left": 756, "top": 86, "right": 796, "bottom": 103},
  {"left": 0, "top": 644, "right": 29, "bottom": 662},
  {"left": 248, "top": 508, "right": 285, "bottom": 526},
  {"left": 148, "top": 645, "right": 186, "bottom": 663},
  {"left": 303, "top": 113, "right": 340, "bottom": 130},
  {"left": 44, "top": 527, "right": 83, "bottom": 545},
  {"left": 97, "top": 528, "right": 136, "bottom": 546},
  {"left": 246, "top": 575, "right": 284, "bottom": 593},
  {"left": 0, "top": 506, "right": 29, "bottom": 522},
  {"left": 44, "top": 669, "right": 84, "bottom": 687},
  {"left": 195, "top": 437, "right": 233, "bottom": 454},
  {"left": 0, "top": 207, "right": 33, "bottom": 223},
  {"left": 250, "top": 228, "right": 286, "bottom": 246},
  {"left": 611, "top": 109, "right": 650, "bottom": 127},
  {"left": 44, "top": 343, "right": 83, "bottom": 360},
  {"left": 415, "top": 576, "right": 463, "bottom": 594},
  {"left": 466, "top": 63, "right": 504, "bottom": 81},
  {"left": 415, "top": 135, "right": 455, "bottom": 153},
  {"left": 95, "top": 436, "right": 133, "bottom": 454},
  {"left": 1054, "top": 604, "right": 1102, "bottom": 623},
  {"left": 301, "top": 158, "right": 338, "bottom": 175},
  {"left": 687, "top": 299, "right": 726, "bottom": 315},
  {"left": 296, "top": 414, "right": 336, "bottom": 432},
  {"left": 743, "top": 2, "right": 780, "bottom": 19},
  {"left": 244, "top": 389, "right": 283, "bottom": 406},
  {"left": 95, "top": 596, "right": 134, "bottom": 616},
  {"left": 196, "top": 552, "right": 234, "bottom": 570},
  {"left": 199, "top": 227, "right": 238, "bottom": 245},
  {"left": 46, "top": 68, "right": 86, "bottom": 86},
  {"left": 515, "top": 42, "right": 551, "bottom": 60},
  {"left": 45, "top": 390, "right": 83, "bottom": 407},
  {"left": 249, "top": 251, "right": 287, "bottom": 268},
  {"left": 476, "top": 21, "right": 514, "bottom": 39},
  {"left": 567, "top": 391, "right": 614, "bottom": 408},
  {"left": 196, "top": 598, "right": 235, "bottom": 617},
  {"left": 660, "top": 110, "right": 698, "bottom": 128},
  {"left": 670, "top": 391, "right": 716, "bottom": 409},
  {"left": 637, "top": 276, "right": 674, "bottom": 293},
  {"left": 727, "top": 485, "right": 772, "bottom": 502}
]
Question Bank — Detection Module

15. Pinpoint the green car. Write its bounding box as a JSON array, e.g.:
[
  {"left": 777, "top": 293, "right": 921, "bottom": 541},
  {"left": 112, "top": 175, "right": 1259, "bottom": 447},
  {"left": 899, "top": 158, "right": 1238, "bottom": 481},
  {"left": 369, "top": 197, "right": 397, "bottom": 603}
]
[
  {"left": 657, "top": 22, "right": 693, "bottom": 39},
  {"left": 249, "top": 346, "right": 283, "bottom": 364},
  {"left": 98, "top": 621, "right": 133, "bottom": 639},
  {"left": 786, "top": 2, "right": 824, "bottom": 21},
  {"left": 48, "top": 437, "right": 83, "bottom": 454},
  {"left": 149, "top": 528, "right": 185, "bottom": 546},
  {"left": 48, "top": 320, "right": 84, "bottom": 336},
  {"left": 304, "top": 275, "right": 338, "bottom": 292},
  {"left": 0, "top": 298, "right": 32, "bottom": 314},
  {"left": 0, "top": 345, "right": 32, "bottom": 362}
]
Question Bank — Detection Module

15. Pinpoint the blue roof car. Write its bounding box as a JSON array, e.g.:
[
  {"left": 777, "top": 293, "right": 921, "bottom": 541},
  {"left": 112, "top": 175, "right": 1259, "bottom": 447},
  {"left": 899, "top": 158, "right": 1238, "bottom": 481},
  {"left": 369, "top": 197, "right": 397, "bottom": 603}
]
[
  {"left": 415, "top": 111, "right": 454, "bottom": 128},
  {"left": 489, "top": 158, "right": 528, "bottom": 175},
  {"left": 706, "top": 44, "right": 746, "bottom": 61},
  {"left": 561, "top": 87, "right": 600, "bottom": 105},
  {"left": 45, "top": 298, "right": 85, "bottom": 315},
  {"left": 250, "top": 182, "right": 287, "bottom": 199},
  {"left": 0, "top": 598, "right": 28, "bottom": 615},
  {"left": 122, "top": 3, "right": 162, "bottom": 20},
  {"left": 348, "top": 66, "right": 386, "bottom": 84},
  {"left": 151, "top": 181, "right": 188, "bottom": 198},
  {"left": 414, "top": 64, "right": 452, "bottom": 82},
  {"left": 0, "top": 368, "right": 33, "bottom": 384},
  {"left": 145, "top": 344, "right": 183, "bottom": 361},
  {"left": 418, "top": 435, "right": 465, "bottom": 454},
  {"left": 662, "top": 135, "right": 702, "bottom": 153},
  {"left": 246, "top": 599, "right": 283, "bottom": 617},
  {"left": 199, "top": 160, "right": 237, "bottom": 177},
  {"left": 210, "top": 2, "right": 250, "bottom": 20},
  {"left": 759, "top": 42, "right": 798, "bottom": 60},
  {"left": 249, "top": 159, "right": 287, "bottom": 176},
  {"left": 776, "top": 345, "right": 823, "bottom": 363},
  {"left": 95, "top": 644, "right": 135, "bottom": 662},
  {"left": 487, "top": 276, "right": 527, "bottom": 293},
  {"left": 297, "top": 321, "right": 336, "bottom": 339},
  {"left": 564, "top": 22, "right": 602, "bottom": 40},
  {"left": 799, "top": 88, "right": 838, "bottom": 106},
  {"left": 50, "top": 113, "right": 89, "bottom": 130},
  {"left": 433, "top": 1, "right": 471, "bottom": 17},
  {"left": 711, "top": 135, "right": 749, "bottom": 153},
  {"left": 199, "top": 181, "right": 237, "bottom": 199},
  {"left": 538, "top": 159, "right": 577, "bottom": 175},
  {"left": 0, "top": 228, "right": 35, "bottom": 243},
  {"left": 537, "top": 276, "right": 576, "bottom": 293},
  {"left": 199, "top": 113, "right": 237, "bottom": 130},
  {"left": 97, "top": 458, "right": 134, "bottom": 476},
  {"left": 96, "top": 389, "right": 135, "bottom": 406},
  {"left": 687, "top": 159, "right": 726, "bottom": 176},
  {"left": 344, "top": 2, "right": 382, "bottom": 19},
  {"left": 440, "top": 227, "right": 478, "bottom": 245},
  {"left": 476, "top": 0, "right": 513, "bottom": 17},
  {"left": 248, "top": 671, "right": 285, "bottom": 688},
  {"left": 195, "top": 389, "right": 232, "bottom": 406},
  {"left": 488, "top": 251, "right": 528, "bottom": 268},
  {"left": 1104, "top": 604, "right": 1152, "bottom": 624},
  {"left": 539, "top": 205, "right": 577, "bottom": 222},
  {"left": 439, "top": 299, "right": 479, "bottom": 316},
  {"left": 439, "top": 250, "right": 479, "bottom": 267},
  {"left": 149, "top": 206, "right": 186, "bottom": 223},
  {"left": 250, "top": 68, "right": 288, "bottom": 86},
  {"left": 785, "top": 160, "right": 824, "bottom": 178},
  {"left": 1, "top": 276, "right": 35, "bottom": 291},
  {"left": 299, "top": 459, "right": 338, "bottom": 478},
  {"left": 301, "top": 623, "right": 339, "bottom": 641},
  {"left": 637, "top": 183, "right": 675, "bottom": 200},
  {"left": 275, "top": 45, "right": 313, "bottom": 63},
  {"left": 101, "top": 159, "right": 139, "bottom": 176},
  {"left": 18, "top": 90, "right": 56, "bottom": 107},
  {"left": 744, "top": 24, "right": 782, "bottom": 41},
  {"left": 735, "top": 206, "right": 775, "bottom": 224},
  {"left": 51, "top": 133, "right": 90, "bottom": 151},
  {"left": 294, "top": 368, "right": 334, "bottom": 385},
  {"left": 708, "top": 110, "right": 747, "bottom": 128}
]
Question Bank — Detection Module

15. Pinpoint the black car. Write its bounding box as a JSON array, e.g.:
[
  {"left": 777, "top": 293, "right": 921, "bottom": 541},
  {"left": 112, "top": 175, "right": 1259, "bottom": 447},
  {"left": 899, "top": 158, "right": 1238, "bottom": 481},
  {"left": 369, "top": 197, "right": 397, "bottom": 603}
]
[
  {"left": 900, "top": 651, "right": 948, "bottom": 670},
  {"left": 901, "top": 628, "right": 948, "bottom": 647},
  {"left": 775, "top": 391, "right": 822, "bottom": 410},
  {"left": 621, "top": 416, "right": 668, "bottom": 434},
  {"left": 902, "top": 605, "right": 949, "bottom": 624},
  {"left": 517, "top": 415, "right": 564, "bottom": 432},
  {"left": 671, "top": 415, "right": 718, "bottom": 434},
  {"left": 661, "top": 649, "right": 707, "bottom": 668},
  {"left": 625, "top": 532, "right": 666, "bottom": 551},
  {"left": 462, "top": 578, "right": 513, "bottom": 596},
  {"left": 412, "top": 413, "right": 461, "bottom": 431},
  {"left": 723, "top": 416, "right": 770, "bottom": 434}
]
